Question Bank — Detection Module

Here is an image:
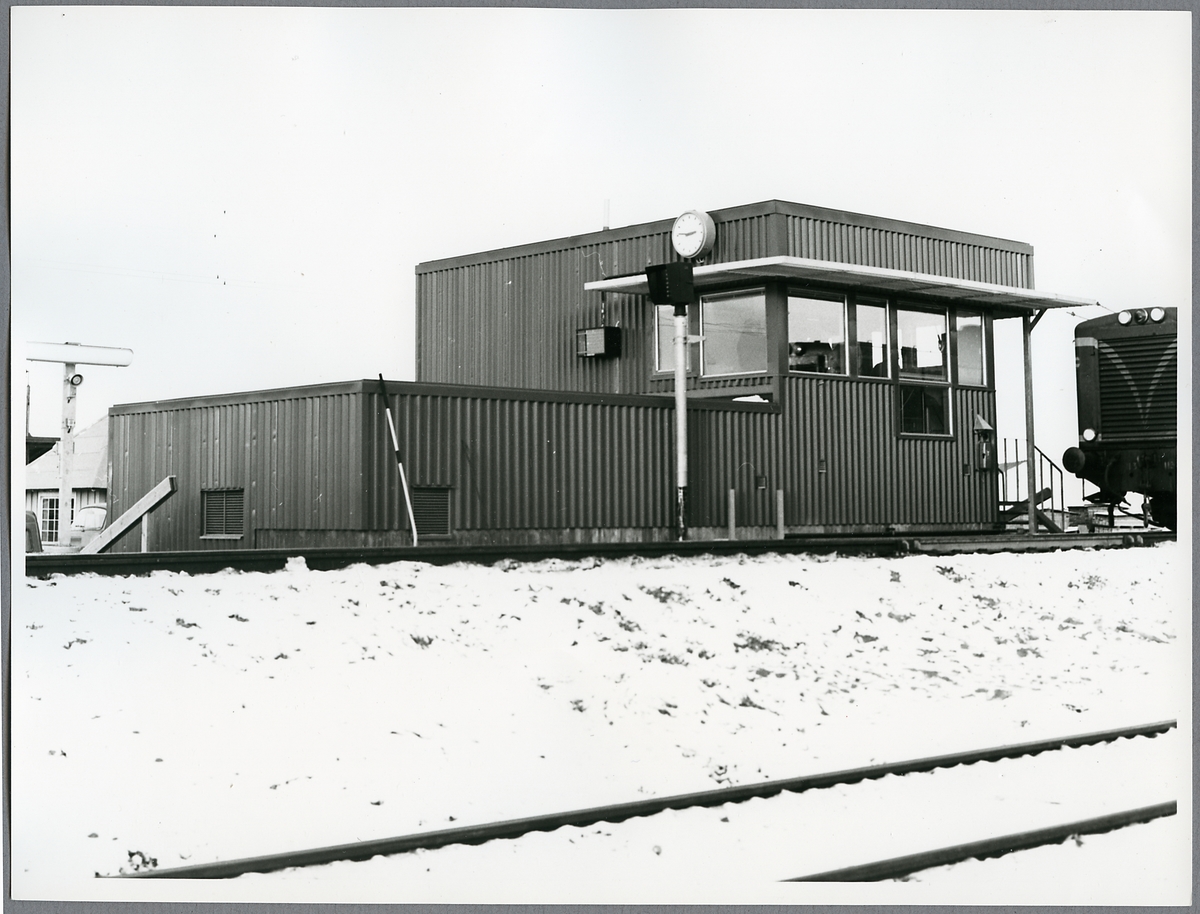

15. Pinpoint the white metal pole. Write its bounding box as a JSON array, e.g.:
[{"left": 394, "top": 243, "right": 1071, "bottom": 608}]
[
  {"left": 776, "top": 488, "right": 785, "bottom": 540},
  {"left": 384, "top": 405, "right": 419, "bottom": 548},
  {"left": 727, "top": 488, "right": 736, "bottom": 540},
  {"left": 58, "top": 363, "right": 77, "bottom": 544},
  {"left": 1023, "top": 315, "right": 1037, "bottom": 535},
  {"left": 674, "top": 306, "right": 688, "bottom": 540}
]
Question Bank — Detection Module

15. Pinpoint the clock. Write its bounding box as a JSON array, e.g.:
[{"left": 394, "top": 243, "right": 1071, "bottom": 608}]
[{"left": 671, "top": 210, "right": 716, "bottom": 260}]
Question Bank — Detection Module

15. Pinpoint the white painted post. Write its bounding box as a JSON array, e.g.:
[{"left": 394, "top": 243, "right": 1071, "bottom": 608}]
[
  {"left": 141, "top": 514, "right": 149, "bottom": 553},
  {"left": 674, "top": 305, "right": 688, "bottom": 540},
  {"left": 776, "top": 488, "right": 785, "bottom": 539},
  {"left": 727, "top": 488, "right": 736, "bottom": 540},
  {"left": 1023, "top": 315, "right": 1037, "bottom": 535},
  {"left": 58, "top": 363, "right": 77, "bottom": 544}
]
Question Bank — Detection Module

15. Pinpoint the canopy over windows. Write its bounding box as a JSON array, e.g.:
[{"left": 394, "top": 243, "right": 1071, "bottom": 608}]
[{"left": 584, "top": 255, "right": 1097, "bottom": 316}]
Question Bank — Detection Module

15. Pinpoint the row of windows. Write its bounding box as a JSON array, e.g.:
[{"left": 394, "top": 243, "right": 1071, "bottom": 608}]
[{"left": 654, "top": 291, "right": 987, "bottom": 388}]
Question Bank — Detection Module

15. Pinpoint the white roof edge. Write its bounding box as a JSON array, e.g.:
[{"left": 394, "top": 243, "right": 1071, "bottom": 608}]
[{"left": 584, "top": 255, "right": 1098, "bottom": 312}]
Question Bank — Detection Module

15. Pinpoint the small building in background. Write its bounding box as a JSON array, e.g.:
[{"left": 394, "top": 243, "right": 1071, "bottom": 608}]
[
  {"left": 105, "top": 200, "right": 1091, "bottom": 552},
  {"left": 25, "top": 415, "right": 109, "bottom": 546}
]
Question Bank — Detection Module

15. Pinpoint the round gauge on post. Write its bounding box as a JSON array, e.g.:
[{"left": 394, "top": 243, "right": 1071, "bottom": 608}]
[{"left": 671, "top": 210, "right": 716, "bottom": 260}]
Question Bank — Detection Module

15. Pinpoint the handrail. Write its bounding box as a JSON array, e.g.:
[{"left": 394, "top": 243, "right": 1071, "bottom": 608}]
[{"left": 998, "top": 439, "right": 1066, "bottom": 533}]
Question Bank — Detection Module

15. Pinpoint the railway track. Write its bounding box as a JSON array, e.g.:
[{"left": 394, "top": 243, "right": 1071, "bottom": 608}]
[
  {"left": 121, "top": 718, "right": 1176, "bottom": 881},
  {"left": 28, "top": 529, "right": 1173, "bottom": 578}
]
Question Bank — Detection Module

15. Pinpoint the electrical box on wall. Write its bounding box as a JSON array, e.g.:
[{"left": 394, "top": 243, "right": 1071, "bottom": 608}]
[{"left": 576, "top": 326, "right": 621, "bottom": 358}]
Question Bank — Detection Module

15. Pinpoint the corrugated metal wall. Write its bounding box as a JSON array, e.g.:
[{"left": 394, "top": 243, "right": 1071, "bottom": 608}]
[
  {"left": 780, "top": 377, "right": 997, "bottom": 529},
  {"left": 687, "top": 406, "right": 781, "bottom": 529},
  {"left": 106, "top": 372, "right": 1002, "bottom": 550},
  {"left": 365, "top": 385, "right": 678, "bottom": 536},
  {"left": 786, "top": 217, "right": 1032, "bottom": 288},
  {"left": 417, "top": 210, "right": 784, "bottom": 395},
  {"left": 108, "top": 389, "right": 364, "bottom": 552}
]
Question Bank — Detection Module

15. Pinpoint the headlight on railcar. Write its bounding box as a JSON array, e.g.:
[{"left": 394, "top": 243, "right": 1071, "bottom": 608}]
[
  {"left": 1118, "top": 310, "right": 1132, "bottom": 325},
  {"left": 1082, "top": 428, "right": 1097, "bottom": 442},
  {"left": 1150, "top": 307, "right": 1166, "bottom": 322}
]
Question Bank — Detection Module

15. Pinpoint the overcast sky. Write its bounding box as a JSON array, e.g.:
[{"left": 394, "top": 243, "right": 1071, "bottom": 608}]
[{"left": 11, "top": 8, "right": 1191, "bottom": 487}]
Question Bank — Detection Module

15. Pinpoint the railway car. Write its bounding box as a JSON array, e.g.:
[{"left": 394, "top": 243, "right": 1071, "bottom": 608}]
[{"left": 1062, "top": 307, "right": 1177, "bottom": 529}]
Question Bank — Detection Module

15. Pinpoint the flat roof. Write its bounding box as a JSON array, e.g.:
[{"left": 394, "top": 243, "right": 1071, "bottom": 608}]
[{"left": 584, "top": 256, "right": 1097, "bottom": 316}]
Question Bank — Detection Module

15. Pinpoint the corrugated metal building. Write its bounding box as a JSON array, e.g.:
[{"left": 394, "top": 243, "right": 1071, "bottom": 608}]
[{"left": 107, "top": 200, "right": 1095, "bottom": 551}]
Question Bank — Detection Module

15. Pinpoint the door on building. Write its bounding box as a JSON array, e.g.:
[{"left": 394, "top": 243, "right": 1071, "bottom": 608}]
[{"left": 38, "top": 495, "right": 74, "bottom": 544}]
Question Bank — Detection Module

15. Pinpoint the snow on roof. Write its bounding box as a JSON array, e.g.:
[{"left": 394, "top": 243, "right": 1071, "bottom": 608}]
[{"left": 25, "top": 415, "right": 109, "bottom": 491}]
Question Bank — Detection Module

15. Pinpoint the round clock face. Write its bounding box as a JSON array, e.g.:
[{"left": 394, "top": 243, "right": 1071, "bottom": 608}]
[{"left": 672, "top": 210, "right": 715, "bottom": 259}]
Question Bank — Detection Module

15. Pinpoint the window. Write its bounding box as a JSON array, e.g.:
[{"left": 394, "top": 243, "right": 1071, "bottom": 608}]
[
  {"left": 202, "top": 488, "right": 244, "bottom": 537},
  {"left": 701, "top": 291, "right": 767, "bottom": 376},
  {"left": 956, "top": 311, "right": 986, "bottom": 386},
  {"left": 39, "top": 495, "right": 73, "bottom": 544},
  {"left": 900, "top": 386, "right": 949, "bottom": 435},
  {"left": 897, "top": 307, "right": 948, "bottom": 380},
  {"left": 897, "top": 306, "right": 950, "bottom": 435},
  {"left": 788, "top": 294, "right": 846, "bottom": 374},
  {"left": 855, "top": 301, "right": 889, "bottom": 378},
  {"left": 654, "top": 305, "right": 691, "bottom": 372}
]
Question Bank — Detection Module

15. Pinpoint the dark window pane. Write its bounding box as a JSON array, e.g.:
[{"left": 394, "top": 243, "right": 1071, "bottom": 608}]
[
  {"left": 924, "top": 387, "right": 947, "bottom": 434},
  {"left": 900, "top": 386, "right": 948, "bottom": 435},
  {"left": 900, "top": 387, "right": 925, "bottom": 433}
]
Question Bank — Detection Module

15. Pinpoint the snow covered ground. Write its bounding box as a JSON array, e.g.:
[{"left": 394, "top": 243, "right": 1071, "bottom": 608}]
[{"left": 10, "top": 541, "right": 1191, "bottom": 904}]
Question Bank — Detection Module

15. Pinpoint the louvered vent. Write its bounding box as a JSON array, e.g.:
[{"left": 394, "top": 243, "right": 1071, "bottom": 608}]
[
  {"left": 202, "top": 489, "right": 245, "bottom": 536},
  {"left": 411, "top": 487, "right": 451, "bottom": 536},
  {"left": 1098, "top": 338, "right": 1177, "bottom": 441}
]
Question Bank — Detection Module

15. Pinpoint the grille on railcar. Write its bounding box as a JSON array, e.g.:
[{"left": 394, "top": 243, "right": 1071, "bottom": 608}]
[{"left": 1097, "top": 336, "right": 1177, "bottom": 441}]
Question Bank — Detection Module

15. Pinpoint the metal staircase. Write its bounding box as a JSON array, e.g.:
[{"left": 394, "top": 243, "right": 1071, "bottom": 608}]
[{"left": 997, "top": 439, "right": 1066, "bottom": 533}]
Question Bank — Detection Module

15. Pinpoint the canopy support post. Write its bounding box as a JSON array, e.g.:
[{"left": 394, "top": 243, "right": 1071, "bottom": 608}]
[{"left": 1023, "top": 314, "right": 1038, "bottom": 535}]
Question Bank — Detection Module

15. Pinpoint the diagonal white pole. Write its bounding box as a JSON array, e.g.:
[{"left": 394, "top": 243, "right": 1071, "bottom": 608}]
[{"left": 378, "top": 375, "right": 418, "bottom": 547}]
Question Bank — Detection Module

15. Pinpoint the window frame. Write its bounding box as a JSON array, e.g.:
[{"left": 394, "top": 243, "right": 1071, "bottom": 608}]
[
  {"left": 893, "top": 302, "right": 954, "bottom": 438},
  {"left": 698, "top": 288, "right": 769, "bottom": 379},
  {"left": 38, "top": 494, "right": 73, "bottom": 544},
  {"left": 954, "top": 309, "right": 988, "bottom": 388},
  {"left": 786, "top": 290, "right": 849, "bottom": 377},
  {"left": 851, "top": 297, "right": 891, "bottom": 381}
]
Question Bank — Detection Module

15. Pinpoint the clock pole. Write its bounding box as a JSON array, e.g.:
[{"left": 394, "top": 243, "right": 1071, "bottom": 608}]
[
  {"left": 674, "top": 301, "right": 688, "bottom": 541},
  {"left": 644, "top": 260, "right": 697, "bottom": 542}
]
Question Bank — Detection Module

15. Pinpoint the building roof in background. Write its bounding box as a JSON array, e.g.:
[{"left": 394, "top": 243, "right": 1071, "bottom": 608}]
[{"left": 25, "top": 416, "right": 108, "bottom": 491}]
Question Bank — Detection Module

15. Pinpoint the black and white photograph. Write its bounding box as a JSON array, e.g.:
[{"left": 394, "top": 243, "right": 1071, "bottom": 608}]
[{"left": 9, "top": 6, "right": 1192, "bottom": 905}]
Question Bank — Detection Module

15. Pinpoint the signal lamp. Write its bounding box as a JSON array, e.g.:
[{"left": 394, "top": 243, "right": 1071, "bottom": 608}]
[
  {"left": 1150, "top": 308, "right": 1166, "bottom": 323},
  {"left": 1132, "top": 309, "right": 1149, "bottom": 324},
  {"left": 69, "top": 373, "right": 84, "bottom": 386},
  {"left": 1082, "top": 428, "right": 1097, "bottom": 442},
  {"left": 1117, "top": 311, "right": 1132, "bottom": 325}
]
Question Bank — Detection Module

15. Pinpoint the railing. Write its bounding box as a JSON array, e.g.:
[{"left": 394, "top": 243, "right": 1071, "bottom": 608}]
[{"left": 998, "top": 439, "right": 1066, "bottom": 533}]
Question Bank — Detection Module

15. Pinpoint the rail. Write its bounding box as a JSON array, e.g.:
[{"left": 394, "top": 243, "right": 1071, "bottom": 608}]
[
  {"left": 23, "top": 530, "right": 1174, "bottom": 578},
  {"left": 119, "top": 719, "right": 1176, "bottom": 880}
]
